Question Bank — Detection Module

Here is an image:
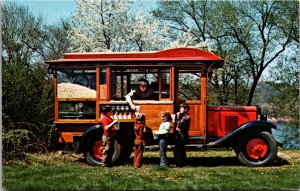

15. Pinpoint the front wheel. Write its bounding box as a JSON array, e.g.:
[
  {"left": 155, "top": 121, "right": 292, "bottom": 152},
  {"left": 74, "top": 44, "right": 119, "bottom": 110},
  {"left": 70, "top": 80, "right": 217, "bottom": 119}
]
[
  {"left": 85, "top": 138, "right": 121, "bottom": 166},
  {"left": 235, "top": 131, "right": 278, "bottom": 166}
]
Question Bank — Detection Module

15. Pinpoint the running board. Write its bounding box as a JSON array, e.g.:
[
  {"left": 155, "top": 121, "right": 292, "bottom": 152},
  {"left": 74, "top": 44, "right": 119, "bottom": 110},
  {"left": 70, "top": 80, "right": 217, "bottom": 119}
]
[{"left": 144, "top": 142, "right": 218, "bottom": 150}]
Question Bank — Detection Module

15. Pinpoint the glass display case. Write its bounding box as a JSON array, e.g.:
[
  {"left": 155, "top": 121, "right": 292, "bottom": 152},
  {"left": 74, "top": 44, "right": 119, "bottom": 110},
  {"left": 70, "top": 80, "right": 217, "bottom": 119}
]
[{"left": 59, "top": 101, "right": 96, "bottom": 119}]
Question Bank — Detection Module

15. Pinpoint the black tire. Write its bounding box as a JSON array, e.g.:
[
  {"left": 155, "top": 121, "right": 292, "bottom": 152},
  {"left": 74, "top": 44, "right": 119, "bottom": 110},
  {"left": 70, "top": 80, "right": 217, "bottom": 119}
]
[
  {"left": 118, "top": 144, "right": 133, "bottom": 164},
  {"left": 72, "top": 75, "right": 89, "bottom": 87},
  {"left": 235, "top": 130, "right": 278, "bottom": 166},
  {"left": 85, "top": 137, "right": 121, "bottom": 166},
  {"left": 116, "top": 124, "right": 134, "bottom": 164}
]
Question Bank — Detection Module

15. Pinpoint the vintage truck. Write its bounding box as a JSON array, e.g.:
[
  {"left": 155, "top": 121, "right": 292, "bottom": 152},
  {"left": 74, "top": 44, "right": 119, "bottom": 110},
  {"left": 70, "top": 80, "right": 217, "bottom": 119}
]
[{"left": 46, "top": 47, "right": 278, "bottom": 166}]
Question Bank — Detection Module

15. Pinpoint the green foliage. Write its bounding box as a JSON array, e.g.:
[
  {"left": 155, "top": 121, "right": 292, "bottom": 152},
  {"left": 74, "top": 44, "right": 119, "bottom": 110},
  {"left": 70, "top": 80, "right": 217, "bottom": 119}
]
[
  {"left": 2, "top": 60, "right": 54, "bottom": 155},
  {"left": 1, "top": 2, "right": 67, "bottom": 158},
  {"left": 2, "top": 2, "right": 44, "bottom": 64},
  {"left": 153, "top": 0, "right": 298, "bottom": 106},
  {"left": 3, "top": 149, "right": 300, "bottom": 190},
  {"left": 266, "top": 48, "right": 299, "bottom": 149},
  {"left": 2, "top": 129, "right": 32, "bottom": 159}
]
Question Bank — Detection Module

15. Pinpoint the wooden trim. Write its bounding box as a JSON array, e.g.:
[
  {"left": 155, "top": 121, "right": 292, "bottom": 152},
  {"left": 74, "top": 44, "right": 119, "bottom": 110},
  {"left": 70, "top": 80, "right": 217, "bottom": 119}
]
[
  {"left": 171, "top": 67, "right": 175, "bottom": 101},
  {"left": 106, "top": 67, "right": 111, "bottom": 100},
  {"left": 96, "top": 67, "right": 99, "bottom": 120},
  {"left": 55, "top": 120, "right": 99, "bottom": 124},
  {"left": 158, "top": 69, "right": 162, "bottom": 100},
  {"left": 174, "top": 67, "right": 179, "bottom": 106},
  {"left": 96, "top": 68, "right": 100, "bottom": 100},
  {"left": 99, "top": 100, "right": 173, "bottom": 105},
  {"left": 54, "top": 66, "right": 97, "bottom": 69},
  {"left": 200, "top": 66, "right": 207, "bottom": 142},
  {"left": 118, "top": 119, "right": 135, "bottom": 123},
  {"left": 57, "top": 98, "right": 96, "bottom": 101},
  {"left": 186, "top": 100, "right": 202, "bottom": 104},
  {"left": 54, "top": 75, "right": 58, "bottom": 121}
]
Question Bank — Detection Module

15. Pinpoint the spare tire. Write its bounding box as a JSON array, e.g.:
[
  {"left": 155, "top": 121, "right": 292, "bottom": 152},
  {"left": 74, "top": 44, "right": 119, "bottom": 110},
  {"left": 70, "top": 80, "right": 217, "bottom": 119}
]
[{"left": 72, "top": 75, "right": 89, "bottom": 87}]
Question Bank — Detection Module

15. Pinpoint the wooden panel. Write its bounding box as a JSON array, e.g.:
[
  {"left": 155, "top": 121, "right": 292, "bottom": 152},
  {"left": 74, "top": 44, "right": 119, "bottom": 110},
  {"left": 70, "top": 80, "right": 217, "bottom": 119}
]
[
  {"left": 100, "top": 85, "right": 107, "bottom": 99},
  {"left": 137, "top": 104, "right": 174, "bottom": 131},
  {"left": 185, "top": 101, "right": 201, "bottom": 137}
]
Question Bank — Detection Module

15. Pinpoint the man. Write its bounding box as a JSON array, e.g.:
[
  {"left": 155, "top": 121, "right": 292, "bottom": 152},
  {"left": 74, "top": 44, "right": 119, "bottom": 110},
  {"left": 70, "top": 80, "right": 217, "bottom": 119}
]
[
  {"left": 173, "top": 103, "right": 191, "bottom": 167},
  {"left": 125, "top": 79, "right": 154, "bottom": 110},
  {"left": 101, "top": 106, "right": 118, "bottom": 167}
]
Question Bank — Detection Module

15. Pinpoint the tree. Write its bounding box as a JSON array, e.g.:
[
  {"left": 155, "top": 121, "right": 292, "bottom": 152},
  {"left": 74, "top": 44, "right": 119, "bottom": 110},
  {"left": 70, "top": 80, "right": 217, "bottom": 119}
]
[
  {"left": 153, "top": 0, "right": 298, "bottom": 105},
  {"left": 40, "top": 19, "right": 71, "bottom": 60},
  {"left": 1, "top": 2, "right": 44, "bottom": 65},
  {"left": 2, "top": 2, "right": 71, "bottom": 62},
  {"left": 2, "top": 2, "right": 56, "bottom": 156},
  {"left": 267, "top": 45, "right": 299, "bottom": 148},
  {"left": 219, "top": 1, "right": 298, "bottom": 105},
  {"left": 67, "top": 0, "right": 170, "bottom": 52}
]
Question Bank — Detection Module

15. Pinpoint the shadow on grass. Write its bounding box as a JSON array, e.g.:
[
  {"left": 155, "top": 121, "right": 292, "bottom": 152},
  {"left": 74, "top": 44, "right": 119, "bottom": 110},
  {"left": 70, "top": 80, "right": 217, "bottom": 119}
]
[
  {"left": 135, "top": 156, "right": 289, "bottom": 167},
  {"left": 73, "top": 152, "right": 289, "bottom": 167}
]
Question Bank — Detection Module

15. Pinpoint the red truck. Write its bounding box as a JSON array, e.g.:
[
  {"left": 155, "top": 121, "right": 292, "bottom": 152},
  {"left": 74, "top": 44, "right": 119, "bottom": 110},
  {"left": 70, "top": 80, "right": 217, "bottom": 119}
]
[{"left": 46, "top": 47, "right": 278, "bottom": 166}]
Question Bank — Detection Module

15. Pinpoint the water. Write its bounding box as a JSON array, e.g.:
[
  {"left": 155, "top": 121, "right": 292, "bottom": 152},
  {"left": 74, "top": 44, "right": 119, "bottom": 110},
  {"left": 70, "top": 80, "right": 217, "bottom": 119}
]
[{"left": 272, "top": 122, "right": 300, "bottom": 149}]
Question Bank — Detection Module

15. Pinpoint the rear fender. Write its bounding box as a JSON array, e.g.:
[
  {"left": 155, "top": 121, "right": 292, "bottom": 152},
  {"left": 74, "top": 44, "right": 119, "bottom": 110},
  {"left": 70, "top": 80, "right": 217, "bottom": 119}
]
[
  {"left": 76, "top": 124, "right": 102, "bottom": 154},
  {"left": 207, "top": 120, "right": 277, "bottom": 147}
]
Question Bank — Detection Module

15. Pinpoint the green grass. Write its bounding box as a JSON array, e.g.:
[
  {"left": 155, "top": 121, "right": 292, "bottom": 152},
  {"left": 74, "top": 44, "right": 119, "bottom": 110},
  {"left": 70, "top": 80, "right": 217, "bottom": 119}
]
[{"left": 3, "top": 148, "right": 300, "bottom": 190}]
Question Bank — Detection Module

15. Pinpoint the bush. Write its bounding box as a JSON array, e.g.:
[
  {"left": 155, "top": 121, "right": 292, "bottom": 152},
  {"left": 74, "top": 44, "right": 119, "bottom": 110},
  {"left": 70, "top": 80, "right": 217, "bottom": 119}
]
[
  {"left": 2, "top": 129, "right": 32, "bottom": 159},
  {"left": 2, "top": 61, "right": 54, "bottom": 158}
]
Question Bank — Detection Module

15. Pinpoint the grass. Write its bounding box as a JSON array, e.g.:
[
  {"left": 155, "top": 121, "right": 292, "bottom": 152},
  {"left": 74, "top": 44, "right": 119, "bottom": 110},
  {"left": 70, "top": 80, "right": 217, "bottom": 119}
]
[{"left": 3, "top": 148, "right": 300, "bottom": 190}]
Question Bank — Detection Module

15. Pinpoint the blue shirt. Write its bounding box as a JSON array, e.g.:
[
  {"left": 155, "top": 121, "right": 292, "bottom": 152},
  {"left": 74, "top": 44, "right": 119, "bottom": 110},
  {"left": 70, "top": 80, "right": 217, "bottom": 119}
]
[{"left": 159, "top": 121, "right": 171, "bottom": 134}]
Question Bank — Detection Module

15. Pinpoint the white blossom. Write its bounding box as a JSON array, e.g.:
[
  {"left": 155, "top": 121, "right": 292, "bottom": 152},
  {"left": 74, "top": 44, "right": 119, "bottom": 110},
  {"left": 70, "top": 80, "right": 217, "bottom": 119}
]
[{"left": 67, "top": 0, "right": 171, "bottom": 52}]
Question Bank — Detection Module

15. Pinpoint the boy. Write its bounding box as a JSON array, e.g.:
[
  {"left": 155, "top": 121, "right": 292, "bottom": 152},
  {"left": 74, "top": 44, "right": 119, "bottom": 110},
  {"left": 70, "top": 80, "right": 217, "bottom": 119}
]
[
  {"left": 101, "top": 106, "right": 118, "bottom": 167},
  {"left": 133, "top": 113, "right": 146, "bottom": 168}
]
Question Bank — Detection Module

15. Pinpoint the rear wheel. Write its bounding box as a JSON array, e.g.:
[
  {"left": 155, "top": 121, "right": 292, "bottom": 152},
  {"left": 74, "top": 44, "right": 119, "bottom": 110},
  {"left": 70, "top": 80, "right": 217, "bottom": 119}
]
[
  {"left": 235, "top": 131, "right": 277, "bottom": 166},
  {"left": 85, "top": 137, "right": 121, "bottom": 166}
]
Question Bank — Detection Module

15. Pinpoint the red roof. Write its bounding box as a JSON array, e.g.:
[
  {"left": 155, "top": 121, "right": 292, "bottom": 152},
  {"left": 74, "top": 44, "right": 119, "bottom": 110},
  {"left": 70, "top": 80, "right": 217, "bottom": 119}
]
[{"left": 46, "top": 48, "right": 223, "bottom": 63}]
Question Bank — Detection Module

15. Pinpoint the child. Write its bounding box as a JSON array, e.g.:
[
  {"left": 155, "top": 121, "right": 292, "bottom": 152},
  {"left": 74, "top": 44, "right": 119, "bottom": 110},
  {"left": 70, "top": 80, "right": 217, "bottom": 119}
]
[
  {"left": 153, "top": 111, "right": 172, "bottom": 167},
  {"left": 101, "top": 106, "right": 118, "bottom": 167},
  {"left": 174, "top": 103, "right": 191, "bottom": 167},
  {"left": 133, "top": 113, "right": 146, "bottom": 168}
]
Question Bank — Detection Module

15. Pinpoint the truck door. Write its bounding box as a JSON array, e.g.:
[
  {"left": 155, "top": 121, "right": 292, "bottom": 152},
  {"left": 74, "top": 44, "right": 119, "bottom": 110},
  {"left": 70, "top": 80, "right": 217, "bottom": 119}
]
[{"left": 176, "top": 70, "right": 203, "bottom": 139}]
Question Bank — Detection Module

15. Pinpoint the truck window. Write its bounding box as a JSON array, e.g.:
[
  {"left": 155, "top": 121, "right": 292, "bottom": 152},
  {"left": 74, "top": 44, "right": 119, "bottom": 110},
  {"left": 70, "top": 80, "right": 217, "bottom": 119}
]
[
  {"left": 99, "top": 68, "right": 107, "bottom": 100},
  {"left": 111, "top": 68, "right": 170, "bottom": 100},
  {"left": 57, "top": 68, "right": 96, "bottom": 98},
  {"left": 178, "top": 72, "right": 201, "bottom": 102},
  {"left": 161, "top": 69, "right": 170, "bottom": 99}
]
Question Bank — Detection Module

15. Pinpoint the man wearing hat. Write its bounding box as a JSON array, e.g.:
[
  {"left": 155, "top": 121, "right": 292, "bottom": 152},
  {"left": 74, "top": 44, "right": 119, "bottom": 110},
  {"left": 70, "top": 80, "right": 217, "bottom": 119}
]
[{"left": 125, "top": 78, "right": 154, "bottom": 110}]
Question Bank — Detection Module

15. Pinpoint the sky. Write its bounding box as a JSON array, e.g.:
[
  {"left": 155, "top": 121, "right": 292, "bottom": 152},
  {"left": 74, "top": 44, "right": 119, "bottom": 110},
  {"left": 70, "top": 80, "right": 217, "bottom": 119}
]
[{"left": 11, "top": 0, "right": 157, "bottom": 25}]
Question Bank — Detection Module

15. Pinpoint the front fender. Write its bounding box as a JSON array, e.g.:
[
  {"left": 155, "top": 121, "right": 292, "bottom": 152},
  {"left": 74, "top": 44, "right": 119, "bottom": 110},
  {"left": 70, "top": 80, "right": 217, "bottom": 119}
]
[
  {"left": 76, "top": 124, "right": 102, "bottom": 154},
  {"left": 207, "top": 120, "right": 277, "bottom": 147}
]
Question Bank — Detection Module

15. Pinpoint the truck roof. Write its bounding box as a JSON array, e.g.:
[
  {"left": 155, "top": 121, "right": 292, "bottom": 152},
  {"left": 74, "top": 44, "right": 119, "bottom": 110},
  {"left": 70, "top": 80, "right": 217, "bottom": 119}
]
[{"left": 46, "top": 47, "right": 223, "bottom": 68}]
